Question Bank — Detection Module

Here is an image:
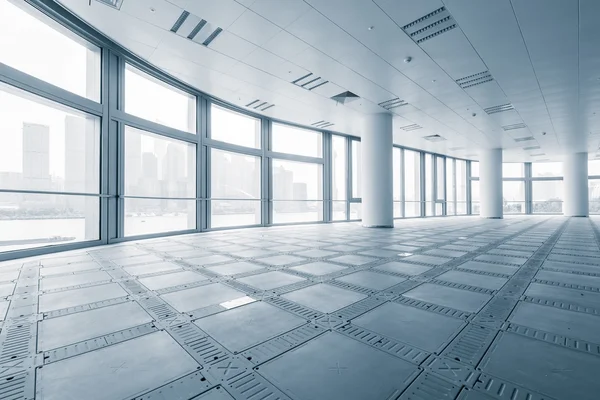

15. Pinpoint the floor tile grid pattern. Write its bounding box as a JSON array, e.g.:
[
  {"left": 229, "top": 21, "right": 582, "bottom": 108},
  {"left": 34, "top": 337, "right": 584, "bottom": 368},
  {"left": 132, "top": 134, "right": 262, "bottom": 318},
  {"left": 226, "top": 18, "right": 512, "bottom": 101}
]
[{"left": 1, "top": 217, "right": 600, "bottom": 399}]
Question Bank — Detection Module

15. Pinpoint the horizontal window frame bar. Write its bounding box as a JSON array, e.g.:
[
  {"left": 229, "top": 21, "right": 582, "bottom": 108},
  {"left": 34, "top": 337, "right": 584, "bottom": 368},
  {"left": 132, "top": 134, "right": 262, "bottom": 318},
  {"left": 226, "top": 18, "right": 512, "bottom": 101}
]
[
  {"left": 113, "top": 110, "right": 198, "bottom": 143},
  {"left": 268, "top": 152, "right": 325, "bottom": 164},
  {"left": 0, "top": 188, "right": 109, "bottom": 197},
  {"left": 0, "top": 62, "right": 103, "bottom": 116},
  {"left": 205, "top": 139, "right": 263, "bottom": 157}
]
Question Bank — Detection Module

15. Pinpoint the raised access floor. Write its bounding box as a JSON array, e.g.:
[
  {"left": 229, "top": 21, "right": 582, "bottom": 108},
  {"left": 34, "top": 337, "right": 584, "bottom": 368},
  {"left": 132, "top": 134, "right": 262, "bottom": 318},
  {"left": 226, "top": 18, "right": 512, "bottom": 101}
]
[{"left": 1, "top": 216, "right": 599, "bottom": 400}]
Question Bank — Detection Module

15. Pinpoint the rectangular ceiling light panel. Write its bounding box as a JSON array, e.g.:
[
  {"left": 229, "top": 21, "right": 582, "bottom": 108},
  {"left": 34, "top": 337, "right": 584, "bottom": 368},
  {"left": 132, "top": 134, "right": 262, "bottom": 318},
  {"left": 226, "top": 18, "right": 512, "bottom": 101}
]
[
  {"left": 94, "top": 0, "right": 124, "bottom": 9},
  {"left": 513, "top": 136, "right": 535, "bottom": 142},
  {"left": 402, "top": 7, "right": 457, "bottom": 44},
  {"left": 399, "top": 124, "right": 422, "bottom": 132},
  {"left": 484, "top": 103, "right": 514, "bottom": 115},
  {"left": 523, "top": 146, "right": 541, "bottom": 151},
  {"left": 502, "top": 123, "right": 527, "bottom": 131},
  {"left": 379, "top": 98, "right": 408, "bottom": 111},
  {"left": 456, "top": 71, "right": 494, "bottom": 89}
]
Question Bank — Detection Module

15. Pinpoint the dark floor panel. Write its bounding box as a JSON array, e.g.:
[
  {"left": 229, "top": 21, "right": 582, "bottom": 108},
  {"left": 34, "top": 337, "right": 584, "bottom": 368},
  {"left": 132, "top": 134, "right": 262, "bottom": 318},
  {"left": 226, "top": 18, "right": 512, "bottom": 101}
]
[
  {"left": 437, "top": 270, "right": 508, "bottom": 290},
  {"left": 403, "top": 283, "right": 491, "bottom": 312}
]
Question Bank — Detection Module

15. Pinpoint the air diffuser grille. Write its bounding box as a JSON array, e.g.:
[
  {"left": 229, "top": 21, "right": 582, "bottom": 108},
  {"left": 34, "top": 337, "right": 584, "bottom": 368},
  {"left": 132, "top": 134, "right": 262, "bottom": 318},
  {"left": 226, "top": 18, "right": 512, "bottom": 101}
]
[
  {"left": 502, "top": 123, "right": 527, "bottom": 131},
  {"left": 379, "top": 98, "right": 408, "bottom": 110},
  {"left": 94, "top": 0, "right": 124, "bottom": 9},
  {"left": 423, "top": 134, "right": 446, "bottom": 142},
  {"left": 245, "top": 99, "right": 275, "bottom": 112},
  {"left": 456, "top": 71, "right": 493, "bottom": 89},
  {"left": 311, "top": 120, "right": 334, "bottom": 129},
  {"left": 399, "top": 124, "right": 422, "bottom": 132},
  {"left": 523, "top": 146, "right": 541, "bottom": 151},
  {"left": 402, "top": 7, "right": 457, "bottom": 44},
  {"left": 170, "top": 10, "right": 222, "bottom": 47},
  {"left": 292, "top": 73, "right": 328, "bottom": 91},
  {"left": 514, "top": 136, "right": 535, "bottom": 142},
  {"left": 484, "top": 103, "right": 514, "bottom": 115}
]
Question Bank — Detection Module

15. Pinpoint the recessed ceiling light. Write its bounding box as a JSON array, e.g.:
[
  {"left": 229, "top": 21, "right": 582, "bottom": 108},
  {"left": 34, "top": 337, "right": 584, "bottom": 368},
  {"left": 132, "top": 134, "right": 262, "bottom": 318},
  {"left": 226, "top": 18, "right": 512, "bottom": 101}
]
[
  {"left": 368, "top": 26, "right": 375, "bottom": 31},
  {"left": 150, "top": 7, "right": 155, "bottom": 12},
  {"left": 472, "top": 113, "right": 477, "bottom": 117},
  {"left": 432, "top": 79, "right": 436, "bottom": 83},
  {"left": 404, "top": 56, "right": 412, "bottom": 63},
  {"left": 542, "top": 132, "right": 547, "bottom": 135}
]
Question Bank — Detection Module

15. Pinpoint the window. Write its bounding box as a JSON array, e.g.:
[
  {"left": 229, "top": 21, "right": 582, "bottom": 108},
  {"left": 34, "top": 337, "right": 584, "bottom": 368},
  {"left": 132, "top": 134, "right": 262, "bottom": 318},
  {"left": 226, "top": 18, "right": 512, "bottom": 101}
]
[
  {"left": 503, "top": 163, "right": 524, "bottom": 178},
  {"left": 456, "top": 160, "right": 467, "bottom": 215},
  {"left": 503, "top": 181, "right": 525, "bottom": 213},
  {"left": 351, "top": 141, "right": 361, "bottom": 198},
  {"left": 124, "top": 64, "right": 196, "bottom": 133},
  {"left": 393, "top": 148, "right": 402, "bottom": 218},
  {"left": 436, "top": 157, "right": 445, "bottom": 201},
  {"left": 532, "top": 180, "right": 563, "bottom": 213},
  {"left": 123, "top": 126, "right": 196, "bottom": 236},
  {"left": 0, "top": 84, "right": 101, "bottom": 252},
  {"left": 0, "top": 0, "right": 101, "bottom": 101},
  {"left": 589, "top": 160, "right": 600, "bottom": 176},
  {"left": 405, "top": 150, "right": 421, "bottom": 217},
  {"left": 589, "top": 179, "right": 600, "bottom": 214},
  {"left": 210, "top": 105, "right": 260, "bottom": 148},
  {"left": 272, "top": 159, "right": 323, "bottom": 223},
  {"left": 272, "top": 123, "right": 322, "bottom": 157},
  {"left": 532, "top": 162, "right": 562, "bottom": 177},
  {"left": 425, "top": 154, "right": 434, "bottom": 216},
  {"left": 350, "top": 202, "right": 362, "bottom": 220},
  {"left": 471, "top": 161, "right": 479, "bottom": 178},
  {"left": 332, "top": 135, "right": 347, "bottom": 221},
  {"left": 211, "top": 149, "right": 261, "bottom": 228},
  {"left": 446, "top": 158, "right": 455, "bottom": 215},
  {"left": 471, "top": 180, "right": 480, "bottom": 215}
]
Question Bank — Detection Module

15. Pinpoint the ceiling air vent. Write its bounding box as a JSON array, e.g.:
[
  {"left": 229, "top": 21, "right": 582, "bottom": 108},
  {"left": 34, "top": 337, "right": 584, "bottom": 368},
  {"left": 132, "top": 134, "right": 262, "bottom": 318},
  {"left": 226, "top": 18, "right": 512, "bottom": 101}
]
[
  {"left": 514, "top": 136, "right": 535, "bottom": 142},
  {"left": 245, "top": 100, "right": 274, "bottom": 112},
  {"left": 502, "top": 123, "right": 527, "bottom": 131},
  {"left": 311, "top": 120, "right": 334, "bottom": 129},
  {"left": 402, "top": 7, "right": 457, "bottom": 44},
  {"left": 293, "top": 73, "right": 328, "bottom": 91},
  {"left": 170, "top": 10, "right": 223, "bottom": 47},
  {"left": 423, "top": 134, "right": 446, "bottom": 142},
  {"left": 465, "top": 153, "right": 477, "bottom": 157},
  {"left": 94, "top": 0, "right": 124, "bottom": 9},
  {"left": 379, "top": 98, "right": 408, "bottom": 111},
  {"left": 456, "top": 71, "right": 493, "bottom": 89},
  {"left": 484, "top": 103, "right": 514, "bottom": 115},
  {"left": 449, "top": 146, "right": 465, "bottom": 151},
  {"left": 531, "top": 153, "right": 546, "bottom": 157},
  {"left": 399, "top": 124, "right": 422, "bottom": 132},
  {"left": 535, "top": 158, "right": 550, "bottom": 161},
  {"left": 523, "top": 146, "right": 541, "bottom": 151},
  {"left": 331, "top": 91, "right": 360, "bottom": 105}
]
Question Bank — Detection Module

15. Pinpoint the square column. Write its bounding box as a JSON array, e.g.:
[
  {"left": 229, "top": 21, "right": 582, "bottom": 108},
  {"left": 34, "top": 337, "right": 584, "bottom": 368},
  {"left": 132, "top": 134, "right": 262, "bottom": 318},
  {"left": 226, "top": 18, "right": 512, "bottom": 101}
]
[{"left": 361, "top": 114, "right": 393, "bottom": 227}]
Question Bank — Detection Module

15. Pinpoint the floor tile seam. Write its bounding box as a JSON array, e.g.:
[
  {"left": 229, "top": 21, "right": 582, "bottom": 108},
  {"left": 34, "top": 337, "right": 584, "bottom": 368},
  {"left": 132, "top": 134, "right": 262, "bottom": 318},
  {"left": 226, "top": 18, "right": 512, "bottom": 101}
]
[{"left": 392, "top": 295, "right": 473, "bottom": 320}]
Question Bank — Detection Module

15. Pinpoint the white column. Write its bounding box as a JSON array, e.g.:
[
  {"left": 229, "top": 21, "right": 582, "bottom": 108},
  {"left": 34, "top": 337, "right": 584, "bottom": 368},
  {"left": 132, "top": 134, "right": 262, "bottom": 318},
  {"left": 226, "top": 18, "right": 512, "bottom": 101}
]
[
  {"left": 563, "top": 152, "right": 588, "bottom": 217},
  {"left": 479, "top": 148, "right": 503, "bottom": 219},
  {"left": 361, "top": 113, "right": 393, "bottom": 227}
]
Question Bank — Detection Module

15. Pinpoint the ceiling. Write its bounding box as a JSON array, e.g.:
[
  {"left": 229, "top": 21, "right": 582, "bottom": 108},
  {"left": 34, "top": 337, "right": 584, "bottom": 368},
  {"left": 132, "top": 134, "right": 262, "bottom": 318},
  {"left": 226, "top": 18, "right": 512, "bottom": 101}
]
[{"left": 55, "top": 0, "right": 600, "bottom": 162}]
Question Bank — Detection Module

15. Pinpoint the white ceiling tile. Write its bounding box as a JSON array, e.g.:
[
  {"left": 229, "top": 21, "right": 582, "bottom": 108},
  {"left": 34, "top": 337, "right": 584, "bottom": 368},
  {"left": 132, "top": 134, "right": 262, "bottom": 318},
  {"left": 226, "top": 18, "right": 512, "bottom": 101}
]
[
  {"left": 373, "top": 0, "right": 445, "bottom": 28},
  {"left": 120, "top": 0, "right": 183, "bottom": 31},
  {"left": 261, "top": 30, "right": 310, "bottom": 60},
  {"left": 247, "top": 0, "right": 311, "bottom": 28},
  {"left": 228, "top": 10, "right": 282, "bottom": 46},
  {"left": 168, "top": 0, "right": 247, "bottom": 28},
  {"left": 208, "top": 31, "right": 257, "bottom": 60}
]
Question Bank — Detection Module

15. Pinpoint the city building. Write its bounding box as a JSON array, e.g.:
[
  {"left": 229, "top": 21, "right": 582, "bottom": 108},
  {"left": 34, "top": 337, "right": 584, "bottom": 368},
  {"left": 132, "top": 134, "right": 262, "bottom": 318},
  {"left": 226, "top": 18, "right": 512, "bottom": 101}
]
[{"left": 0, "top": 1, "right": 599, "bottom": 399}]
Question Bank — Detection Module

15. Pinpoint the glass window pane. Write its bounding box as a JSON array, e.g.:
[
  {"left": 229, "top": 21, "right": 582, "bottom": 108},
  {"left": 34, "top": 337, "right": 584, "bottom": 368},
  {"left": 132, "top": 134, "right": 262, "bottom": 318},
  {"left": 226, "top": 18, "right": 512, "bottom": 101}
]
[
  {"left": 532, "top": 162, "right": 563, "bottom": 177},
  {"left": 0, "top": 83, "right": 100, "bottom": 194},
  {"left": 589, "top": 160, "right": 600, "bottom": 176},
  {"left": 0, "top": 0, "right": 101, "bottom": 101},
  {"left": 272, "top": 159, "right": 323, "bottom": 223},
  {"left": 0, "top": 192, "right": 99, "bottom": 252},
  {"left": 532, "top": 180, "right": 563, "bottom": 213},
  {"left": 393, "top": 148, "right": 401, "bottom": 202},
  {"left": 436, "top": 156, "right": 445, "bottom": 201},
  {"left": 210, "top": 105, "right": 260, "bottom": 148},
  {"left": 350, "top": 202, "right": 362, "bottom": 220},
  {"left": 210, "top": 149, "right": 261, "bottom": 228},
  {"left": 332, "top": 135, "right": 346, "bottom": 201},
  {"left": 425, "top": 154, "right": 434, "bottom": 216},
  {"left": 272, "top": 123, "right": 322, "bottom": 157},
  {"left": 471, "top": 180, "right": 480, "bottom": 215},
  {"left": 352, "top": 141, "right": 362, "bottom": 198},
  {"left": 125, "top": 64, "right": 196, "bottom": 133},
  {"left": 124, "top": 126, "right": 196, "bottom": 198},
  {"left": 471, "top": 161, "right": 479, "bottom": 178},
  {"left": 124, "top": 198, "right": 195, "bottom": 236},
  {"left": 456, "top": 160, "right": 467, "bottom": 215},
  {"left": 405, "top": 150, "right": 421, "bottom": 217},
  {"left": 446, "top": 158, "right": 455, "bottom": 215},
  {"left": 589, "top": 179, "right": 600, "bottom": 214},
  {"left": 503, "top": 181, "right": 525, "bottom": 214},
  {"left": 503, "top": 163, "right": 524, "bottom": 178},
  {"left": 333, "top": 201, "right": 347, "bottom": 221}
]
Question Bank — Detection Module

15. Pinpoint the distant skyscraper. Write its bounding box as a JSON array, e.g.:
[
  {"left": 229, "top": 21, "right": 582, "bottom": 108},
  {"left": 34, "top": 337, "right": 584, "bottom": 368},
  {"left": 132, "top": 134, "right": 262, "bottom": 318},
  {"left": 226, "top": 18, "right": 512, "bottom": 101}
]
[
  {"left": 142, "top": 152, "right": 158, "bottom": 181},
  {"left": 22, "top": 123, "right": 50, "bottom": 191}
]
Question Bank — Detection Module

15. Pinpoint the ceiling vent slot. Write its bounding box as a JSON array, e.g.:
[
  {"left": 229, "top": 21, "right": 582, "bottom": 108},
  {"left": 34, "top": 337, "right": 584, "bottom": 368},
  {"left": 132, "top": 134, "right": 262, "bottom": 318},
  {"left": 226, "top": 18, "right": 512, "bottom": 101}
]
[
  {"left": 535, "top": 158, "right": 550, "bottom": 161},
  {"left": 171, "top": 11, "right": 190, "bottom": 33},
  {"left": 449, "top": 146, "right": 465, "bottom": 151},
  {"left": 502, "top": 123, "right": 527, "bottom": 131},
  {"left": 379, "top": 98, "right": 408, "bottom": 110},
  {"left": 523, "top": 146, "right": 541, "bottom": 151},
  {"left": 399, "top": 124, "right": 422, "bottom": 132},
  {"left": 456, "top": 71, "right": 493, "bottom": 89},
  {"left": 402, "top": 7, "right": 457, "bottom": 44},
  {"left": 464, "top": 153, "right": 477, "bottom": 157},
  {"left": 94, "top": 0, "right": 124, "bottom": 9},
  {"left": 292, "top": 73, "right": 329, "bottom": 91},
  {"left": 170, "top": 11, "right": 223, "bottom": 47},
  {"left": 311, "top": 121, "right": 334, "bottom": 129},
  {"left": 423, "top": 134, "right": 446, "bottom": 142},
  {"left": 530, "top": 153, "right": 545, "bottom": 156},
  {"left": 514, "top": 136, "right": 535, "bottom": 142},
  {"left": 484, "top": 103, "right": 514, "bottom": 115},
  {"left": 331, "top": 91, "right": 360, "bottom": 105},
  {"left": 245, "top": 99, "right": 274, "bottom": 112}
]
